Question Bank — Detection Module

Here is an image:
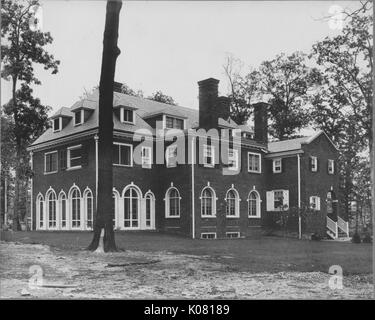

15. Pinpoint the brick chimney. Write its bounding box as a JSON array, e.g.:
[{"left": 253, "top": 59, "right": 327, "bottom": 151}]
[
  {"left": 253, "top": 102, "right": 268, "bottom": 144},
  {"left": 217, "top": 96, "right": 231, "bottom": 121},
  {"left": 198, "top": 78, "right": 230, "bottom": 129}
]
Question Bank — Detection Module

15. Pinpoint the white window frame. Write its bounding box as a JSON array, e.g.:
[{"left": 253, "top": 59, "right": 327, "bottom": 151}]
[
  {"left": 273, "top": 158, "right": 282, "bottom": 173},
  {"left": 163, "top": 114, "right": 186, "bottom": 130},
  {"left": 228, "top": 148, "right": 239, "bottom": 171},
  {"left": 69, "top": 186, "right": 82, "bottom": 229},
  {"left": 83, "top": 188, "right": 94, "bottom": 230},
  {"left": 247, "top": 152, "right": 261, "bottom": 173},
  {"left": 200, "top": 185, "right": 217, "bottom": 218},
  {"left": 120, "top": 108, "right": 135, "bottom": 124},
  {"left": 309, "top": 196, "right": 321, "bottom": 211},
  {"left": 44, "top": 150, "right": 58, "bottom": 174},
  {"left": 74, "top": 109, "right": 84, "bottom": 126},
  {"left": 67, "top": 144, "right": 82, "bottom": 170},
  {"left": 166, "top": 145, "right": 178, "bottom": 168},
  {"left": 58, "top": 191, "right": 68, "bottom": 230},
  {"left": 226, "top": 232, "right": 240, "bottom": 238},
  {"left": 201, "top": 232, "right": 216, "bottom": 239},
  {"left": 225, "top": 187, "right": 240, "bottom": 218},
  {"left": 53, "top": 117, "right": 62, "bottom": 132},
  {"left": 36, "top": 193, "right": 45, "bottom": 230},
  {"left": 164, "top": 186, "right": 181, "bottom": 218},
  {"left": 113, "top": 142, "right": 133, "bottom": 167},
  {"left": 46, "top": 188, "right": 57, "bottom": 230},
  {"left": 328, "top": 159, "right": 334, "bottom": 174},
  {"left": 203, "top": 144, "right": 215, "bottom": 168},
  {"left": 311, "top": 156, "right": 318, "bottom": 172},
  {"left": 247, "top": 190, "right": 261, "bottom": 218},
  {"left": 141, "top": 146, "right": 152, "bottom": 169}
]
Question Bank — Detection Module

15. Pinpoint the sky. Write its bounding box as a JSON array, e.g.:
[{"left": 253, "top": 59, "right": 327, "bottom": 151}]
[{"left": 1, "top": 0, "right": 361, "bottom": 114}]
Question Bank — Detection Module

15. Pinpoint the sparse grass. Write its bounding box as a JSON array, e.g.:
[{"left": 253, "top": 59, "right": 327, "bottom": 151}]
[{"left": 1, "top": 231, "right": 372, "bottom": 275}]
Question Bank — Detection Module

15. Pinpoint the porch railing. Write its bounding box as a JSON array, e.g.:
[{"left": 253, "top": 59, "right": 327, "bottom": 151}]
[
  {"left": 337, "top": 216, "right": 349, "bottom": 237},
  {"left": 326, "top": 216, "right": 338, "bottom": 239}
]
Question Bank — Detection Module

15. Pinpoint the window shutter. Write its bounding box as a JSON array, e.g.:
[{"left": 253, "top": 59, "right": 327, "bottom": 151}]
[
  {"left": 309, "top": 196, "right": 313, "bottom": 208},
  {"left": 317, "top": 197, "right": 321, "bottom": 210},
  {"left": 283, "top": 190, "right": 289, "bottom": 209},
  {"left": 59, "top": 149, "right": 67, "bottom": 170},
  {"left": 281, "top": 158, "right": 284, "bottom": 173},
  {"left": 309, "top": 157, "right": 312, "bottom": 171},
  {"left": 333, "top": 160, "right": 336, "bottom": 174},
  {"left": 81, "top": 144, "right": 89, "bottom": 167},
  {"left": 316, "top": 158, "right": 320, "bottom": 172},
  {"left": 266, "top": 191, "right": 274, "bottom": 211}
]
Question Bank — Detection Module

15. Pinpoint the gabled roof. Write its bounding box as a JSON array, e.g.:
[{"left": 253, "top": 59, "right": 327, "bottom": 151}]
[
  {"left": 50, "top": 107, "right": 73, "bottom": 119},
  {"left": 268, "top": 130, "right": 338, "bottom": 153}
]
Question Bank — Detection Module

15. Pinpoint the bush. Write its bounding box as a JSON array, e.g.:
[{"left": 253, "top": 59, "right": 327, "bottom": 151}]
[
  {"left": 351, "top": 232, "right": 361, "bottom": 243},
  {"left": 362, "top": 233, "right": 372, "bottom": 243},
  {"left": 311, "top": 233, "right": 322, "bottom": 241}
]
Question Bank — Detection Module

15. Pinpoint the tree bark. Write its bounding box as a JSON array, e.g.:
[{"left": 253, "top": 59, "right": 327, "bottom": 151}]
[
  {"left": 11, "top": 74, "right": 21, "bottom": 231},
  {"left": 87, "top": 0, "right": 122, "bottom": 252}
]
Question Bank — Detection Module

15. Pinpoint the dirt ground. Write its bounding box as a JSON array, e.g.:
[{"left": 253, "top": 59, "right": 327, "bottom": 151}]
[{"left": 0, "top": 241, "right": 373, "bottom": 299}]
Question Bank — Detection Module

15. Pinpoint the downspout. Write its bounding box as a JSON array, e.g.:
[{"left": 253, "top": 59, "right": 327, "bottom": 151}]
[
  {"left": 297, "top": 154, "right": 301, "bottom": 239},
  {"left": 30, "top": 151, "right": 33, "bottom": 231},
  {"left": 4, "top": 176, "right": 8, "bottom": 227},
  {"left": 191, "top": 136, "right": 195, "bottom": 239},
  {"left": 94, "top": 135, "right": 99, "bottom": 213}
]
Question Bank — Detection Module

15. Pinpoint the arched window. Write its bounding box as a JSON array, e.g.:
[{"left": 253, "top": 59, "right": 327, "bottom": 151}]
[
  {"left": 84, "top": 188, "right": 93, "bottom": 229},
  {"left": 59, "top": 191, "right": 67, "bottom": 229},
  {"left": 113, "top": 189, "right": 120, "bottom": 228},
  {"left": 69, "top": 186, "right": 81, "bottom": 228},
  {"left": 144, "top": 191, "right": 155, "bottom": 228},
  {"left": 123, "top": 186, "right": 141, "bottom": 228},
  {"left": 46, "top": 189, "right": 57, "bottom": 229},
  {"left": 36, "top": 194, "right": 44, "bottom": 229},
  {"left": 165, "top": 186, "right": 180, "bottom": 218},
  {"left": 248, "top": 190, "right": 261, "bottom": 218},
  {"left": 201, "top": 186, "right": 216, "bottom": 217},
  {"left": 226, "top": 187, "right": 240, "bottom": 218}
]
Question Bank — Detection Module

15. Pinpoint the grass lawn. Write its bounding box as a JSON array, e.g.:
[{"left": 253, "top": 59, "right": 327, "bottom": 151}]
[{"left": 1, "top": 230, "right": 372, "bottom": 275}]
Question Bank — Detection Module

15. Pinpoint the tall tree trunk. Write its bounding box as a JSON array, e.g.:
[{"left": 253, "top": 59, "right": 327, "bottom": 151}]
[
  {"left": 87, "top": 0, "right": 122, "bottom": 252},
  {"left": 12, "top": 75, "right": 21, "bottom": 231}
]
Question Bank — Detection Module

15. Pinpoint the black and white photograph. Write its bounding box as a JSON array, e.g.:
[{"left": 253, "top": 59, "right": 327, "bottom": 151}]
[{"left": 0, "top": 0, "right": 374, "bottom": 304}]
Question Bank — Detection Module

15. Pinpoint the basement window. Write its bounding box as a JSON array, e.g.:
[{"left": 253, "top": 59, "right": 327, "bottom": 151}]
[
  {"left": 226, "top": 232, "right": 240, "bottom": 239},
  {"left": 201, "top": 233, "right": 216, "bottom": 239}
]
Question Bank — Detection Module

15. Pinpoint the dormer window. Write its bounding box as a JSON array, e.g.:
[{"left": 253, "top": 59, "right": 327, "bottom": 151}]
[
  {"left": 74, "top": 109, "right": 84, "bottom": 126},
  {"left": 53, "top": 117, "right": 62, "bottom": 132},
  {"left": 120, "top": 108, "right": 135, "bottom": 124},
  {"left": 165, "top": 116, "right": 184, "bottom": 130}
]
